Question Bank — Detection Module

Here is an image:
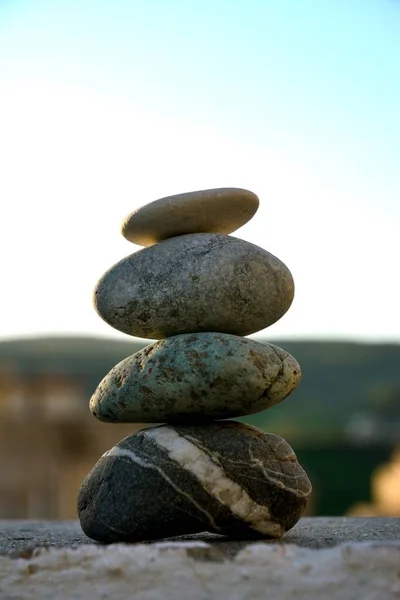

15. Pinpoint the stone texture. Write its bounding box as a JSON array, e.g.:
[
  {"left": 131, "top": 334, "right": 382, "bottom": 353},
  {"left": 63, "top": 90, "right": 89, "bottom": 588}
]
[
  {"left": 78, "top": 422, "right": 311, "bottom": 544},
  {"left": 90, "top": 334, "right": 301, "bottom": 423},
  {"left": 121, "top": 187, "right": 259, "bottom": 246},
  {"left": 1, "top": 534, "right": 400, "bottom": 600},
  {"left": 93, "top": 233, "right": 295, "bottom": 339}
]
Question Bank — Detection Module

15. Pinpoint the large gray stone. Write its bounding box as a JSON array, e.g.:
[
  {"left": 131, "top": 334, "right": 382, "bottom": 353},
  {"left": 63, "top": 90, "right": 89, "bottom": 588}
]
[
  {"left": 121, "top": 187, "right": 259, "bottom": 246},
  {"left": 90, "top": 334, "right": 301, "bottom": 423},
  {"left": 78, "top": 422, "right": 311, "bottom": 544},
  {"left": 93, "top": 233, "right": 295, "bottom": 339}
]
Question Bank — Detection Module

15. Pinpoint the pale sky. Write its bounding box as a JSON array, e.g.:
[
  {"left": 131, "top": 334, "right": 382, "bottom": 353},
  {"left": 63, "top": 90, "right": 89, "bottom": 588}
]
[{"left": 0, "top": 0, "right": 399, "bottom": 343}]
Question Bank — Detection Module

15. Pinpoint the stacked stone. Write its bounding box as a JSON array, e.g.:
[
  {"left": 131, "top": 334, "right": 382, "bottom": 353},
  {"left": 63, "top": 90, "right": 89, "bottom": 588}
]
[{"left": 78, "top": 188, "right": 312, "bottom": 544}]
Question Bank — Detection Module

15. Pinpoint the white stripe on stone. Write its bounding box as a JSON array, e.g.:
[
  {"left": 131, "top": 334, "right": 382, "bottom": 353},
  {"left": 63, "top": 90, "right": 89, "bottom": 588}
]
[
  {"left": 183, "top": 434, "right": 311, "bottom": 498},
  {"left": 248, "top": 443, "right": 311, "bottom": 498},
  {"left": 104, "top": 446, "right": 219, "bottom": 531},
  {"left": 142, "top": 426, "right": 283, "bottom": 537}
]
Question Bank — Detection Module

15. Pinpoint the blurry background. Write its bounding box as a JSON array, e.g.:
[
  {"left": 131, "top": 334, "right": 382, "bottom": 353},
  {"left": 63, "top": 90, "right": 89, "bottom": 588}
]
[{"left": 0, "top": 0, "right": 399, "bottom": 519}]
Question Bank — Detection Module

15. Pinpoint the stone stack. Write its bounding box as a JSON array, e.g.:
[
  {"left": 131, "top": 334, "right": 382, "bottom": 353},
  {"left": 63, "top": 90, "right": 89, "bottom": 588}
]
[{"left": 78, "top": 188, "right": 312, "bottom": 544}]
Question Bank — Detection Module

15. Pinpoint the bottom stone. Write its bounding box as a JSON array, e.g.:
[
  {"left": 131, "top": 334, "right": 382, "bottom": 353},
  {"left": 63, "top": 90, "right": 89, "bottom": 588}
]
[{"left": 77, "top": 421, "right": 312, "bottom": 544}]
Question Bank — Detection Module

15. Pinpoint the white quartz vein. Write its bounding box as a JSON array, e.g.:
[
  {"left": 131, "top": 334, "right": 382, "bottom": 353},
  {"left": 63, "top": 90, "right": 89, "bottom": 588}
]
[
  {"left": 185, "top": 434, "right": 310, "bottom": 498},
  {"left": 248, "top": 445, "right": 311, "bottom": 498},
  {"left": 104, "top": 446, "right": 219, "bottom": 531},
  {"left": 142, "top": 427, "right": 283, "bottom": 537}
]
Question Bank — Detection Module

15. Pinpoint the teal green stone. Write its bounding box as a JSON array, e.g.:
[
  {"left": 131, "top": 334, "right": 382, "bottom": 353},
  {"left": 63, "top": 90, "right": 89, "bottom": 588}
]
[{"left": 89, "top": 333, "right": 301, "bottom": 423}]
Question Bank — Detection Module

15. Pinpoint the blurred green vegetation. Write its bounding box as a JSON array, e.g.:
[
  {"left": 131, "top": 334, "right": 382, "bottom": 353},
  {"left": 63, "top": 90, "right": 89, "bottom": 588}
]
[
  {"left": 240, "top": 340, "right": 400, "bottom": 445},
  {"left": 296, "top": 444, "right": 392, "bottom": 515}
]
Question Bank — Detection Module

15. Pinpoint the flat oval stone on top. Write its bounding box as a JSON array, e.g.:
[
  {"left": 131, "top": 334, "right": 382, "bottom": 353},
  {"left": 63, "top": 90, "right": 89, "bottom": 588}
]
[
  {"left": 78, "top": 421, "right": 312, "bottom": 544},
  {"left": 93, "top": 233, "right": 294, "bottom": 339},
  {"left": 90, "top": 334, "right": 301, "bottom": 423},
  {"left": 121, "top": 188, "right": 259, "bottom": 246}
]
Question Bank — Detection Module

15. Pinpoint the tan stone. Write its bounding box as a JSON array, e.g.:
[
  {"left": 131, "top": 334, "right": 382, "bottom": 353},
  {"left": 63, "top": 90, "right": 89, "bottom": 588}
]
[{"left": 121, "top": 188, "right": 259, "bottom": 246}]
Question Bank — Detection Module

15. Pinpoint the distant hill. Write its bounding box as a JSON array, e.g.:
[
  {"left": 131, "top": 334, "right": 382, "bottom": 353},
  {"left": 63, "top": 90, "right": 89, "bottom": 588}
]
[{"left": 1, "top": 335, "right": 399, "bottom": 444}]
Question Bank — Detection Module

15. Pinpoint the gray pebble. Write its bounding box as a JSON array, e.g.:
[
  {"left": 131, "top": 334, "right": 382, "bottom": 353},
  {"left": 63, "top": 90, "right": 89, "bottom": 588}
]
[
  {"left": 90, "top": 334, "right": 301, "bottom": 423},
  {"left": 78, "top": 421, "right": 312, "bottom": 544},
  {"left": 93, "top": 233, "right": 294, "bottom": 338},
  {"left": 121, "top": 188, "right": 259, "bottom": 246}
]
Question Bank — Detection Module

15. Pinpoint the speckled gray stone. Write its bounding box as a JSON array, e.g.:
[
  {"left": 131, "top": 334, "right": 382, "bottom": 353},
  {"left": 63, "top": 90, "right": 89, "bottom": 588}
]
[
  {"left": 121, "top": 188, "right": 259, "bottom": 247},
  {"left": 89, "top": 334, "right": 301, "bottom": 423},
  {"left": 78, "top": 422, "right": 312, "bottom": 544},
  {"left": 93, "top": 233, "right": 295, "bottom": 339}
]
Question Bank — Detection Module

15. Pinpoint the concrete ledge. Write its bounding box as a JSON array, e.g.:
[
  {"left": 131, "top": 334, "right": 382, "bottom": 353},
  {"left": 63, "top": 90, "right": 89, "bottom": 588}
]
[
  {"left": 0, "top": 518, "right": 399, "bottom": 599},
  {"left": 1, "top": 517, "right": 399, "bottom": 555}
]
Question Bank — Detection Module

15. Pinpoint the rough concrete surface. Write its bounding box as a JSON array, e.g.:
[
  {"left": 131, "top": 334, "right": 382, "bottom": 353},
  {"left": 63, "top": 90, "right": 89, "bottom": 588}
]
[
  {"left": 1, "top": 517, "right": 399, "bottom": 555},
  {"left": 1, "top": 518, "right": 399, "bottom": 599}
]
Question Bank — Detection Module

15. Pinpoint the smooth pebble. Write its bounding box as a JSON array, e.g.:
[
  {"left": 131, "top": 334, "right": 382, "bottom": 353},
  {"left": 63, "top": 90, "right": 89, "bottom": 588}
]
[
  {"left": 78, "top": 421, "right": 312, "bottom": 544},
  {"left": 93, "top": 233, "right": 294, "bottom": 339},
  {"left": 121, "top": 188, "right": 259, "bottom": 246},
  {"left": 90, "top": 334, "right": 301, "bottom": 423}
]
